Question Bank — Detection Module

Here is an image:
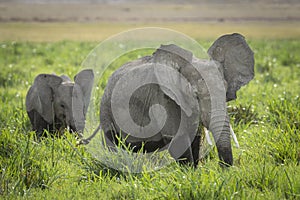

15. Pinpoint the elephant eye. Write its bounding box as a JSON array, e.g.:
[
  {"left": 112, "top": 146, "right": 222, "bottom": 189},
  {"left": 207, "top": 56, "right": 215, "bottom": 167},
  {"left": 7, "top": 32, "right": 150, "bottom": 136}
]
[{"left": 60, "top": 104, "right": 65, "bottom": 108}]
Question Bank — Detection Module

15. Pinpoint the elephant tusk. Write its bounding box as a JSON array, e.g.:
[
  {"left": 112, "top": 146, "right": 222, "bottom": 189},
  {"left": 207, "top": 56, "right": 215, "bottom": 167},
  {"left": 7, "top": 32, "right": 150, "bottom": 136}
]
[
  {"left": 230, "top": 125, "right": 239, "bottom": 148},
  {"left": 204, "top": 127, "right": 213, "bottom": 146},
  {"left": 204, "top": 125, "right": 239, "bottom": 148}
]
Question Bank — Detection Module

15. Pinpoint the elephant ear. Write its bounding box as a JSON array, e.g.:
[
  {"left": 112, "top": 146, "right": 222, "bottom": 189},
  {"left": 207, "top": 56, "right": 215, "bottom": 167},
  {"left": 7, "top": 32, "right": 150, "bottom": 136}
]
[
  {"left": 207, "top": 33, "right": 254, "bottom": 101},
  {"left": 26, "top": 74, "right": 63, "bottom": 123},
  {"left": 152, "top": 44, "right": 196, "bottom": 116},
  {"left": 74, "top": 69, "right": 94, "bottom": 116}
]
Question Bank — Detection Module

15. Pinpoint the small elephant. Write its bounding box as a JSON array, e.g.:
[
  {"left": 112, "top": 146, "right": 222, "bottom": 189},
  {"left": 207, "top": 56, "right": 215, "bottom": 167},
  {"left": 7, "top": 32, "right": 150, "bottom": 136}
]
[
  {"left": 26, "top": 69, "right": 94, "bottom": 137},
  {"left": 99, "top": 33, "right": 254, "bottom": 166}
]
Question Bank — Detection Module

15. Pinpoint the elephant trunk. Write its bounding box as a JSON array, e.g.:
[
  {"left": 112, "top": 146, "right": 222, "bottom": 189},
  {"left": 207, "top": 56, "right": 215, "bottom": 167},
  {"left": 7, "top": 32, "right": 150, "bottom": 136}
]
[
  {"left": 70, "top": 116, "right": 85, "bottom": 133},
  {"left": 71, "top": 99, "right": 86, "bottom": 134},
  {"left": 209, "top": 111, "right": 233, "bottom": 166},
  {"left": 74, "top": 121, "right": 85, "bottom": 134}
]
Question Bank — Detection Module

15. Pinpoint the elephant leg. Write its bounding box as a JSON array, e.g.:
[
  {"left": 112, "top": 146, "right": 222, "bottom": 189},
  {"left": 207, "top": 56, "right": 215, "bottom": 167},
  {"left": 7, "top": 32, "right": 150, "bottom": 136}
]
[
  {"left": 27, "top": 110, "right": 53, "bottom": 138},
  {"left": 140, "top": 138, "right": 169, "bottom": 153},
  {"left": 104, "top": 130, "right": 121, "bottom": 149},
  {"left": 105, "top": 129, "right": 168, "bottom": 153},
  {"left": 103, "top": 129, "right": 143, "bottom": 151},
  {"left": 177, "top": 134, "right": 201, "bottom": 167},
  {"left": 123, "top": 139, "right": 167, "bottom": 153}
]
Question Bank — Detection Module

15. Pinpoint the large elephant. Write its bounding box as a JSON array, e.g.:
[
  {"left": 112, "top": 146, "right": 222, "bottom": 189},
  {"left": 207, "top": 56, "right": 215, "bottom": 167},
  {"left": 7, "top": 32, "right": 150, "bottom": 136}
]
[
  {"left": 26, "top": 69, "right": 94, "bottom": 137},
  {"left": 99, "top": 33, "right": 254, "bottom": 166}
]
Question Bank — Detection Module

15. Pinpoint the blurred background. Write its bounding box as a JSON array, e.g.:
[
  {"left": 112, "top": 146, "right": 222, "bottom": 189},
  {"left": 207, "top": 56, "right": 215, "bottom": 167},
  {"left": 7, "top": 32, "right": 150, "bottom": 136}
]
[{"left": 0, "top": 0, "right": 299, "bottom": 41}]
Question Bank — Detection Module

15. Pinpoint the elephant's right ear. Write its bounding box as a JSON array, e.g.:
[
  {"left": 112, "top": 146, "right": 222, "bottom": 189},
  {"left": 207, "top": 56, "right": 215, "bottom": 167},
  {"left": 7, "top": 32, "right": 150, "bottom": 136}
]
[
  {"left": 26, "top": 74, "right": 63, "bottom": 123},
  {"left": 208, "top": 33, "right": 254, "bottom": 101}
]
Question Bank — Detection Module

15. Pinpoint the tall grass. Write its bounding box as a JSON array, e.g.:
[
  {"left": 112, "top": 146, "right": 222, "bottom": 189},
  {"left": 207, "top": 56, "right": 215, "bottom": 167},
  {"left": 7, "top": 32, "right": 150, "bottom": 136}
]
[{"left": 0, "top": 39, "right": 299, "bottom": 199}]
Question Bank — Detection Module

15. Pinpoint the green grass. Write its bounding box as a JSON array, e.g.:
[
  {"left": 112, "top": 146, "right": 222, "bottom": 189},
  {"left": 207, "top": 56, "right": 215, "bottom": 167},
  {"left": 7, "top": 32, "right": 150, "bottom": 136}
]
[{"left": 0, "top": 39, "right": 300, "bottom": 199}]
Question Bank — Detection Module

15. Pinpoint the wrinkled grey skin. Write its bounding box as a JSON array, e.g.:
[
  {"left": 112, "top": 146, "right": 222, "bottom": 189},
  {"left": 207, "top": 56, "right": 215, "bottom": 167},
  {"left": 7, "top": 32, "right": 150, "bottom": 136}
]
[
  {"left": 100, "top": 33, "right": 254, "bottom": 166},
  {"left": 26, "top": 69, "right": 94, "bottom": 137}
]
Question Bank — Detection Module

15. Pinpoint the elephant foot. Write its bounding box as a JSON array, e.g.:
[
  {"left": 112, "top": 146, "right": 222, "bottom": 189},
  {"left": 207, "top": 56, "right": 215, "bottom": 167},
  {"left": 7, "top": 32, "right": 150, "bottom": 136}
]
[{"left": 177, "top": 135, "right": 201, "bottom": 168}]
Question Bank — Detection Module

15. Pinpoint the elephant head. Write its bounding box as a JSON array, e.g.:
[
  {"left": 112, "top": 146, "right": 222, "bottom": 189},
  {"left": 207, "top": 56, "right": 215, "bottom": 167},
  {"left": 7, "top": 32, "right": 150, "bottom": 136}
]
[
  {"left": 99, "top": 33, "right": 254, "bottom": 167},
  {"left": 26, "top": 69, "right": 94, "bottom": 137},
  {"left": 203, "top": 33, "right": 254, "bottom": 165}
]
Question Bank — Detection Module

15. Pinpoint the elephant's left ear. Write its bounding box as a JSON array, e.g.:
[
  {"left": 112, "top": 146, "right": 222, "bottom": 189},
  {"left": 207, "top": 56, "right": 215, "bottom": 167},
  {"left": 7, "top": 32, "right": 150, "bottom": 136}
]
[
  {"left": 74, "top": 69, "right": 94, "bottom": 115},
  {"left": 208, "top": 33, "right": 254, "bottom": 101}
]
